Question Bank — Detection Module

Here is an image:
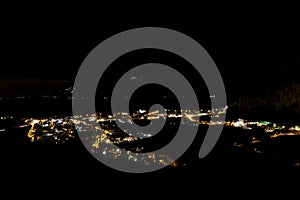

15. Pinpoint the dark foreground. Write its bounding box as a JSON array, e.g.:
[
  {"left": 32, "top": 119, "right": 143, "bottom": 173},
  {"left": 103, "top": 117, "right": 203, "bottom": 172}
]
[{"left": 1, "top": 125, "right": 299, "bottom": 187}]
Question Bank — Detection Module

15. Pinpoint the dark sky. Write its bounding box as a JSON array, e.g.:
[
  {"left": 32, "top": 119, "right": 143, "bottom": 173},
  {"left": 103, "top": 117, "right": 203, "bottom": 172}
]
[{"left": 1, "top": 15, "right": 300, "bottom": 102}]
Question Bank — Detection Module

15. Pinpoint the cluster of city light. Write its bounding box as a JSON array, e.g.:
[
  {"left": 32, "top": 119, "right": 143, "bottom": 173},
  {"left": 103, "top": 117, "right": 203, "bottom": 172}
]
[
  {"left": 228, "top": 118, "right": 300, "bottom": 158},
  {"left": 21, "top": 105, "right": 300, "bottom": 167},
  {"left": 25, "top": 117, "right": 76, "bottom": 144},
  {"left": 66, "top": 106, "right": 228, "bottom": 167},
  {"left": 110, "top": 106, "right": 228, "bottom": 126},
  {"left": 227, "top": 118, "right": 300, "bottom": 135},
  {"left": 73, "top": 115, "right": 177, "bottom": 167}
]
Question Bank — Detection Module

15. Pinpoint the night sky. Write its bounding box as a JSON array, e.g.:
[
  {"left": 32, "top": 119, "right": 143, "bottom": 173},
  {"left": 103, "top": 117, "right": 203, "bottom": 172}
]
[{"left": 1, "top": 16, "right": 300, "bottom": 106}]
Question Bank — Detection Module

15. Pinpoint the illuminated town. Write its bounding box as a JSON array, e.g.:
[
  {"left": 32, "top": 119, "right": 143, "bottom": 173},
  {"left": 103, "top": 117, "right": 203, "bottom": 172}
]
[
  {"left": 1, "top": 21, "right": 300, "bottom": 190},
  {"left": 1, "top": 104, "right": 296, "bottom": 170}
]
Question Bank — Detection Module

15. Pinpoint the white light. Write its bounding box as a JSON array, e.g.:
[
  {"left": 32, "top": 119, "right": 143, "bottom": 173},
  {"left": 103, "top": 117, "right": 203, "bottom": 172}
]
[{"left": 138, "top": 109, "right": 146, "bottom": 114}]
